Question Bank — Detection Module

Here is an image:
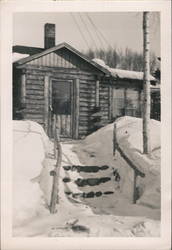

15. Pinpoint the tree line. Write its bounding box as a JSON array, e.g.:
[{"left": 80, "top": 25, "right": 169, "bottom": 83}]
[{"left": 84, "top": 47, "right": 158, "bottom": 74}]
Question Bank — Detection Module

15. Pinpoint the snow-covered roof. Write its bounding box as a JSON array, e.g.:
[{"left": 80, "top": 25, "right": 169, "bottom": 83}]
[
  {"left": 92, "top": 58, "right": 156, "bottom": 81},
  {"left": 13, "top": 52, "right": 30, "bottom": 63}
]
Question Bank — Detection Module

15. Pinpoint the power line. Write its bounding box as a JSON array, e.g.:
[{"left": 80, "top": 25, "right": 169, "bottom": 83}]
[
  {"left": 78, "top": 13, "right": 99, "bottom": 51},
  {"left": 85, "top": 13, "right": 106, "bottom": 51},
  {"left": 70, "top": 13, "right": 90, "bottom": 50},
  {"left": 86, "top": 13, "right": 113, "bottom": 50}
]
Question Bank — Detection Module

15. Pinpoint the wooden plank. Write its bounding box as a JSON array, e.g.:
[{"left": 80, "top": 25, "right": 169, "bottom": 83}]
[
  {"left": 26, "top": 104, "right": 44, "bottom": 109},
  {"left": 21, "top": 73, "right": 26, "bottom": 105},
  {"left": 25, "top": 99, "right": 45, "bottom": 105},
  {"left": 73, "top": 78, "right": 80, "bottom": 139},
  {"left": 48, "top": 80, "right": 52, "bottom": 137},
  {"left": 61, "top": 115, "right": 65, "bottom": 135},
  {"left": 44, "top": 75, "right": 49, "bottom": 134},
  {"left": 26, "top": 84, "right": 44, "bottom": 90},
  {"left": 56, "top": 115, "right": 61, "bottom": 134},
  {"left": 124, "top": 88, "right": 127, "bottom": 115},
  {"left": 26, "top": 109, "right": 44, "bottom": 114},
  {"left": 26, "top": 95, "right": 44, "bottom": 100},
  {"left": 50, "top": 125, "right": 62, "bottom": 214},
  {"left": 27, "top": 89, "right": 44, "bottom": 95},
  {"left": 80, "top": 102, "right": 95, "bottom": 108},
  {"left": 95, "top": 80, "right": 100, "bottom": 107},
  {"left": 108, "top": 85, "right": 112, "bottom": 120},
  {"left": 26, "top": 79, "right": 44, "bottom": 84},
  {"left": 26, "top": 74, "right": 44, "bottom": 80}
]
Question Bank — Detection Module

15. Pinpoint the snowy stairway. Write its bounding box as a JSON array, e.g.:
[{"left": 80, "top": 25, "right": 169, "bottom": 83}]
[{"left": 60, "top": 144, "right": 120, "bottom": 205}]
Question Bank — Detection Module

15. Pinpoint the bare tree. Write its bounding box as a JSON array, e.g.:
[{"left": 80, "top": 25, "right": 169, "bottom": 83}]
[{"left": 143, "top": 12, "right": 151, "bottom": 154}]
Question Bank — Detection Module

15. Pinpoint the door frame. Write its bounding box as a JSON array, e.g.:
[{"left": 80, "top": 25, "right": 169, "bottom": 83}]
[{"left": 46, "top": 77, "right": 80, "bottom": 139}]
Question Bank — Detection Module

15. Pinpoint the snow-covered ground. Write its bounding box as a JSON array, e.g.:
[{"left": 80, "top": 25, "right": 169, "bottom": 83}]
[{"left": 13, "top": 118, "right": 160, "bottom": 237}]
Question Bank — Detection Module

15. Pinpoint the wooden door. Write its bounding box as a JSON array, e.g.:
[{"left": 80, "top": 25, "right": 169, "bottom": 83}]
[{"left": 51, "top": 80, "right": 73, "bottom": 138}]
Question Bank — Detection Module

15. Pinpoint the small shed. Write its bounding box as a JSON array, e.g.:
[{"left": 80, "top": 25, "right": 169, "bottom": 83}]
[{"left": 13, "top": 23, "right": 158, "bottom": 139}]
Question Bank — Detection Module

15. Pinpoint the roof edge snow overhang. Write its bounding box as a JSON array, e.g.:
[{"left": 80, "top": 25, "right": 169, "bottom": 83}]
[{"left": 13, "top": 42, "right": 110, "bottom": 76}]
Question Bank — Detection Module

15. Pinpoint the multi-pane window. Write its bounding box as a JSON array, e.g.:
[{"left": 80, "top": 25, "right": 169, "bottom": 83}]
[
  {"left": 52, "top": 81, "right": 71, "bottom": 115},
  {"left": 112, "top": 89, "right": 125, "bottom": 117},
  {"left": 125, "top": 89, "right": 140, "bottom": 117},
  {"left": 112, "top": 87, "right": 141, "bottom": 119}
]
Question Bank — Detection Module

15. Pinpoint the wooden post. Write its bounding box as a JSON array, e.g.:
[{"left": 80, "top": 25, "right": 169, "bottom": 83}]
[
  {"left": 74, "top": 78, "right": 80, "bottom": 139},
  {"left": 48, "top": 79, "right": 52, "bottom": 137},
  {"left": 143, "top": 12, "right": 151, "bottom": 154},
  {"left": 21, "top": 72, "right": 26, "bottom": 105},
  {"left": 113, "top": 122, "right": 117, "bottom": 156},
  {"left": 133, "top": 171, "right": 137, "bottom": 204},
  {"left": 50, "top": 124, "right": 62, "bottom": 214},
  {"left": 138, "top": 89, "right": 142, "bottom": 117},
  {"left": 44, "top": 75, "right": 49, "bottom": 134},
  {"left": 95, "top": 80, "right": 100, "bottom": 107},
  {"left": 124, "top": 88, "right": 127, "bottom": 116},
  {"left": 108, "top": 85, "right": 113, "bottom": 120}
]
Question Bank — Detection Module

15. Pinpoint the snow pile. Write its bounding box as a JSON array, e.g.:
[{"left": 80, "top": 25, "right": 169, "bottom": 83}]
[
  {"left": 13, "top": 52, "right": 29, "bottom": 63},
  {"left": 13, "top": 140, "right": 160, "bottom": 237},
  {"left": 74, "top": 116, "right": 161, "bottom": 210},
  {"left": 13, "top": 120, "right": 51, "bottom": 227},
  {"left": 92, "top": 58, "right": 156, "bottom": 81}
]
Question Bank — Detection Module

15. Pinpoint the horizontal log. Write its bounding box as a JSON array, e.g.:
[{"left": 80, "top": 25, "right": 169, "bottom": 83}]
[
  {"left": 79, "top": 117, "right": 90, "bottom": 122},
  {"left": 26, "top": 79, "right": 44, "bottom": 84},
  {"left": 26, "top": 74, "right": 44, "bottom": 80},
  {"left": 26, "top": 89, "right": 44, "bottom": 96},
  {"left": 80, "top": 80, "right": 96, "bottom": 84},
  {"left": 25, "top": 99, "right": 45, "bottom": 105},
  {"left": 23, "top": 64, "right": 98, "bottom": 76},
  {"left": 80, "top": 87, "right": 96, "bottom": 93},
  {"left": 26, "top": 95, "right": 44, "bottom": 100},
  {"left": 26, "top": 109, "right": 44, "bottom": 114},
  {"left": 79, "top": 121, "right": 89, "bottom": 126},
  {"left": 26, "top": 71, "right": 95, "bottom": 81},
  {"left": 80, "top": 93, "right": 95, "bottom": 99},
  {"left": 80, "top": 97, "right": 95, "bottom": 103},
  {"left": 26, "top": 84, "right": 44, "bottom": 90},
  {"left": 80, "top": 107, "right": 97, "bottom": 113},
  {"left": 80, "top": 103, "right": 95, "bottom": 108}
]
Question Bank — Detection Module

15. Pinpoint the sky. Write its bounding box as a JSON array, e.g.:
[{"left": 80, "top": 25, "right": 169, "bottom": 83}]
[{"left": 13, "top": 12, "right": 160, "bottom": 56}]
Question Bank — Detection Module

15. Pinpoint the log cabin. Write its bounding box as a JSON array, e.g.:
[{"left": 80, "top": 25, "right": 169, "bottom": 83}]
[{"left": 13, "top": 23, "right": 160, "bottom": 139}]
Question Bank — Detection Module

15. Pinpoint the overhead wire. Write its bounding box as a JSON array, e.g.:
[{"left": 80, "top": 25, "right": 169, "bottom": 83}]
[
  {"left": 70, "top": 13, "right": 90, "bottom": 50},
  {"left": 78, "top": 13, "right": 99, "bottom": 51},
  {"left": 86, "top": 13, "right": 114, "bottom": 50},
  {"left": 85, "top": 13, "right": 106, "bottom": 51}
]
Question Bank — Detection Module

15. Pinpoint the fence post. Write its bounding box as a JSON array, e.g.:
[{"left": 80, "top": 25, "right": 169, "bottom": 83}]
[
  {"left": 113, "top": 123, "right": 117, "bottom": 156},
  {"left": 50, "top": 120, "right": 62, "bottom": 214}
]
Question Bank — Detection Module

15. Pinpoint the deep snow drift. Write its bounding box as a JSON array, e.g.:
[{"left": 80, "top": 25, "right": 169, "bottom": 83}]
[
  {"left": 13, "top": 118, "right": 160, "bottom": 237},
  {"left": 73, "top": 116, "right": 161, "bottom": 214},
  {"left": 13, "top": 120, "right": 50, "bottom": 227}
]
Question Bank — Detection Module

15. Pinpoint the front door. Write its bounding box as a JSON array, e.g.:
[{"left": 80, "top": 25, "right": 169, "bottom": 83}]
[{"left": 51, "top": 80, "right": 73, "bottom": 138}]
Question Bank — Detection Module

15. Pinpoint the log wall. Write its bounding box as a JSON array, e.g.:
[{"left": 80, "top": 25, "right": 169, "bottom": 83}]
[{"left": 16, "top": 65, "right": 110, "bottom": 138}]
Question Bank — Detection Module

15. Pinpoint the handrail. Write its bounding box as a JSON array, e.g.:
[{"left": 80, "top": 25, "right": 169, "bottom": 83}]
[
  {"left": 50, "top": 115, "right": 62, "bottom": 213},
  {"left": 113, "top": 122, "right": 145, "bottom": 204}
]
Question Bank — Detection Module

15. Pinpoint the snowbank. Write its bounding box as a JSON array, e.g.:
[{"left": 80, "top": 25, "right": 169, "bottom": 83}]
[
  {"left": 73, "top": 116, "right": 161, "bottom": 210},
  {"left": 13, "top": 141, "right": 160, "bottom": 237},
  {"left": 13, "top": 120, "right": 50, "bottom": 227}
]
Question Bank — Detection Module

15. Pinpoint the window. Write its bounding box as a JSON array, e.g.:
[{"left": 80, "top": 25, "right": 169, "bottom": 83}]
[
  {"left": 112, "top": 87, "right": 141, "bottom": 119},
  {"left": 52, "top": 81, "right": 71, "bottom": 115},
  {"left": 125, "top": 89, "right": 140, "bottom": 117},
  {"left": 112, "top": 88, "right": 125, "bottom": 117}
]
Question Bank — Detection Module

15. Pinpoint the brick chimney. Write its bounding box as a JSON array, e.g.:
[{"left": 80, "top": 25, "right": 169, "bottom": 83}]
[{"left": 44, "top": 23, "right": 55, "bottom": 49}]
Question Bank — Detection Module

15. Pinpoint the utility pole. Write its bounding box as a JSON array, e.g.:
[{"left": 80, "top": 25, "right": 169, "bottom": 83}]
[{"left": 143, "top": 12, "right": 151, "bottom": 154}]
